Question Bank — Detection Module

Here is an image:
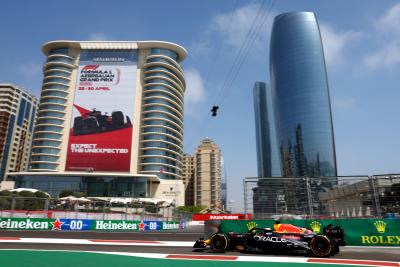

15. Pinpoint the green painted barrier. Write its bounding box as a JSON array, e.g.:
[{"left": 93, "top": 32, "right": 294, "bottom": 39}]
[{"left": 219, "top": 219, "right": 400, "bottom": 246}]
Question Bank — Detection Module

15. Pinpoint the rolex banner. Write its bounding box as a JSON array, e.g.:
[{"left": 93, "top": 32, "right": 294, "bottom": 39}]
[
  {"left": 219, "top": 219, "right": 400, "bottom": 246},
  {"left": 0, "top": 218, "right": 184, "bottom": 232}
]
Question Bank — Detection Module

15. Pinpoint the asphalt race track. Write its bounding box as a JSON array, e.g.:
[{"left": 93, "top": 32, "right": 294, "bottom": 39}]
[{"left": 0, "top": 230, "right": 399, "bottom": 262}]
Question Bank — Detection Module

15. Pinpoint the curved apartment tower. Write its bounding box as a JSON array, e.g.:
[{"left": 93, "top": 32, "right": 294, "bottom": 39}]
[
  {"left": 8, "top": 41, "right": 186, "bottom": 204},
  {"left": 270, "top": 12, "right": 337, "bottom": 178}
]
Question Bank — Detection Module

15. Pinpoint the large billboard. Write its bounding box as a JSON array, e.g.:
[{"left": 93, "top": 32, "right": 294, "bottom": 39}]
[{"left": 65, "top": 50, "right": 138, "bottom": 172}]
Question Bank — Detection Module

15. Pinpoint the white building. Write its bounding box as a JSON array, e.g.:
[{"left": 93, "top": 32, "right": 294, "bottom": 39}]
[{"left": 7, "top": 41, "right": 186, "bottom": 206}]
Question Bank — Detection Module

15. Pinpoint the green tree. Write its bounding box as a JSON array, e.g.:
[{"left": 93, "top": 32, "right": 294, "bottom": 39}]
[
  {"left": 0, "top": 190, "right": 12, "bottom": 197},
  {"left": 0, "top": 191, "right": 12, "bottom": 210},
  {"left": 59, "top": 190, "right": 86, "bottom": 198},
  {"left": 0, "top": 190, "right": 50, "bottom": 211},
  {"left": 59, "top": 190, "right": 74, "bottom": 198},
  {"left": 177, "top": 205, "right": 206, "bottom": 213}
]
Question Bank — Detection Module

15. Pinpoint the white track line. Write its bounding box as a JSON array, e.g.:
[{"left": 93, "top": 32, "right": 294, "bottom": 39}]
[
  {"left": 0, "top": 249, "right": 398, "bottom": 266},
  {"left": 0, "top": 237, "right": 193, "bottom": 247},
  {"left": 1, "top": 237, "right": 400, "bottom": 250}
]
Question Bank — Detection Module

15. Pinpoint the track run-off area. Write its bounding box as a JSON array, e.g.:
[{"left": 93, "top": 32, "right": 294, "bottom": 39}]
[{"left": 0, "top": 231, "right": 398, "bottom": 267}]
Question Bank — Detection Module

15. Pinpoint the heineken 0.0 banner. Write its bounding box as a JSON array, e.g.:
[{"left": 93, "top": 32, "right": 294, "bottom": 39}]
[
  {"left": 0, "top": 218, "right": 184, "bottom": 232},
  {"left": 93, "top": 220, "right": 140, "bottom": 231},
  {"left": 92, "top": 220, "right": 183, "bottom": 231},
  {"left": 60, "top": 219, "right": 92, "bottom": 231},
  {"left": 219, "top": 219, "right": 400, "bottom": 246}
]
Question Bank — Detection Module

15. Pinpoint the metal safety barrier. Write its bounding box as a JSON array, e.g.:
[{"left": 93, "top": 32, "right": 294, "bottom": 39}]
[{"left": 244, "top": 174, "right": 400, "bottom": 219}]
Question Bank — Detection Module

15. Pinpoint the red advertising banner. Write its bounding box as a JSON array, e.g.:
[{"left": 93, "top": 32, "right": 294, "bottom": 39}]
[
  {"left": 192, "top": 214, "right": 252, "bottom": 221},
  {"left": 65, "top": 50, "right": 137, "bottom": 172}
]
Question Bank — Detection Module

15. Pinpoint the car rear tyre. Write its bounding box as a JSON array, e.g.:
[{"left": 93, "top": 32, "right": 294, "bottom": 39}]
[
  {"left": 210, "top": 234, "right": 229, "bottom": 253},
  {"left": 309, "top": 235, "right": 334, "bottom": 257}
]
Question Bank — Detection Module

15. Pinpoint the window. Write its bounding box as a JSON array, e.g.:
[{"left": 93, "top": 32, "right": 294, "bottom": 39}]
[
  {"left": 48, "top": 48, "right": 69, "bottom": 56},
  {"left": 46, "top": 56, "right": 73, "bottom": 64},
  {"left": 150, "top": 48, "right": 179, "bottom": 61}
]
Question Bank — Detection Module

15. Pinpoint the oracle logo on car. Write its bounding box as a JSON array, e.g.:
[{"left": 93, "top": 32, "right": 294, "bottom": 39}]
[
  {"left": 192, "top": 214, "right": 252, "bottom": 221},
  {"left": 254, "top": 235, "right": 286, "bottom": 243}
]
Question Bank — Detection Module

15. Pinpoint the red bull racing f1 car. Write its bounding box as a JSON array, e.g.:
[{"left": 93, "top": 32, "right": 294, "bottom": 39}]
[{"left": 193, "top": 223, "right": 345, "bottom": 258}]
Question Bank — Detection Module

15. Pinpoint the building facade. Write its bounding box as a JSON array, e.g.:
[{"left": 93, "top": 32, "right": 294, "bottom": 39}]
[
  {"left": 194, "top": 138, "right": 222, "bottom": 208},
  {"left": 270, "top": 12, "right": 337, "bottom": 178},
  {"left": 252, "top": 82, "right": 283, "bottom": 215},
  {"left": 7, "top": 41, "right": 187, "bottom": 205},
  {"left": 182, "top": 138, "right": 222, "bottom": 208},
  {"left": 220, "top": 157, "right": 227, "bottom": 210},
  {"left": 252, "top": 12, "right": 338, "bottom": 218},
  {"left": 271, "top": 12, "right": 337, "bottom": 215},
  {"left": 182, "top": 153, "right": 195, "bottom": 206},
  {"left": 0, "top": 84, "right": 37, "bottom": 179},
  {"left": 253, "top": 82, "right": 272, "bottom": 178}
]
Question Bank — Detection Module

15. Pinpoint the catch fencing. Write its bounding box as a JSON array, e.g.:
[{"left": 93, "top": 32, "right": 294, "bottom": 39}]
[
  {"left": 0, "top": 197, "right": 191, "bottom": 222},
  {"left": 244, "top": 174, "right": 400, "bottom": 219}
]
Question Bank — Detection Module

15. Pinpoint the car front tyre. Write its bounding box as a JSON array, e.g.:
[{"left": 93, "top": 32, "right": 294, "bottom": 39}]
[{"left": 210, "top": 234, "right": 229, "bottom": 253}]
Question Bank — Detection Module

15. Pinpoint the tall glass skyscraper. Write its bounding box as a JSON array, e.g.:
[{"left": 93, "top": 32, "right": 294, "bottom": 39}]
[
  {"left": 252, "top": 12, "right": 338, "bottom": 217},
  {"left": 270, "top": 12, "right": 337, "bottom": 178},
  {"left": 253, "top": 82, "right": 272, "bottom": 178}
]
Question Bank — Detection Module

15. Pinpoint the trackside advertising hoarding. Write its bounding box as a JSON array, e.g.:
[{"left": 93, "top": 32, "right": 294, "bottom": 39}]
[
  {"left": 65, "top": 50, "right": 138, "bottom": 172},
  {"left": 0, "top": 218, "right": 184, "bottom": 231},
  {"left": 219, "top": 219, "right": 400, "bottom": 246},
  {"left": 93, "top": 220, "right": 183, "bottom": 231},
  {"left": 192, "top": 213, "right": 252, "bottom": 221}
]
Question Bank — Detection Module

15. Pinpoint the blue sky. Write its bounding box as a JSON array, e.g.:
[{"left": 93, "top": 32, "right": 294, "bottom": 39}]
[{"left": 1, "top": 0, "right": 400, "bottom": 211}]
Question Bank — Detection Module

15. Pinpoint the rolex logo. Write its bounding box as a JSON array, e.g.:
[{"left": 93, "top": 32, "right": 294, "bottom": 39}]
[
  {"left": 374, "top": 221, "right": 386, "bottom": 234},
  {"left": 246, "top": 221, "right": 258, "bottom": 230},
  {"left": 310, "top": 221, "right": 321, "bottom": 233}
]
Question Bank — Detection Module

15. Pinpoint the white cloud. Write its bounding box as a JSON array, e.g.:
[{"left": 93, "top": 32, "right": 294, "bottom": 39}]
[
  {"left": 362, "top": 3, "right": 400, "bottom": 69},
  {"left": 196, "top": 5, "right": 358, "bottom": 67},
  {"left": 192, "top": 3, "right": 273, "bottom": 55},
  {"left": 376, "top": 2, "right": 400, "bottom": 31},
  {"left": 363, "top": 41, "right": 400, "bottom": 68},
  {"left": 88, "top": 32, "right": 114, "bottom": 41},
  {"left": 211, "top": 3, "right": 271, "bottom": 50},
  {"left": 184, "top": 68, "right": 206, "bottom": 115},
  {"left": 319, "top": 23, "right": 361, "bottom": 66}
]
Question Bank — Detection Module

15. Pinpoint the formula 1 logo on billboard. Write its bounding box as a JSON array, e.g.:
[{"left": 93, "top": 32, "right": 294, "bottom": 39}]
[{"left": 79, "top": 64, "right": 121, "bottom": 91}]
